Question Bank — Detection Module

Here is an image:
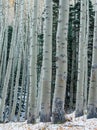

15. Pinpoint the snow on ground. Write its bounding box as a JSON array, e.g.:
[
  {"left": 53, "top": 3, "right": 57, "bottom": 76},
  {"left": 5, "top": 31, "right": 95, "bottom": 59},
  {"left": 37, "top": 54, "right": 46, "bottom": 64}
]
[{"left": 0, "top": 113, "right": 97, "bottom": 130}]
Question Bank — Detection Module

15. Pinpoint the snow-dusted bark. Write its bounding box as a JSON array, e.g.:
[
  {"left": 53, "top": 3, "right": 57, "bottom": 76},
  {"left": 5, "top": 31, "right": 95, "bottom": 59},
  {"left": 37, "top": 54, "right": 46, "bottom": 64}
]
[
  {"left": 40, "top": 0, "right": 52, "bottom": 122},
  {"left": 27, "top": 0, "right": 39, "bottom": 123},
  {"left": 52, "top": 0, "right": 69, "bottom": 123},
  {"left": 75, "top": 0, "right": 86, "bottom": 117},
  {"left": 87, "top": 2, "right": 97, "bottom": 119}
]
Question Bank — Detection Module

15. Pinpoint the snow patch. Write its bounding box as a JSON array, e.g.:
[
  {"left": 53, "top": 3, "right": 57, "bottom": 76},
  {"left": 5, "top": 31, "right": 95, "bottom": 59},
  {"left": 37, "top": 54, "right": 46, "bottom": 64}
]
[{"left": 0, "top": 113, "right": 97, "bottom": 130}]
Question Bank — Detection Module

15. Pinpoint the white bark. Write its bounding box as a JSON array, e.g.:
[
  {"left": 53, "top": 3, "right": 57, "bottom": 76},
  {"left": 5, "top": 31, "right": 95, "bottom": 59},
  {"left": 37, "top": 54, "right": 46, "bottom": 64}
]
[
  {"left": 52, "top": 0, "right": 69, "bottom": 123},
  {"left": 37, "top": 12, "right": 44, "bottom": 118},
  {"left": 27, "top": 0, "right": 38, "bottom": 123},
  {"left": 40, "top": 0, "right": 52, "bottom": 122},
  {"left": 83, "top": 0, "right": 89, "bottom": 111}
]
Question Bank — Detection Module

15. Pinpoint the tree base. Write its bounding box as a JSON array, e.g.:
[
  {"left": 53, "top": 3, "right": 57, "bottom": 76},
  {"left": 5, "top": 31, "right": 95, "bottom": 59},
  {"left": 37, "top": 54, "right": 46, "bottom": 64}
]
[
  {"left": 52, "top": 110, "right": 65, "bottom": 124},
  {"left": 52, "top": 98, "right": 65, "bottom": 124},
  {"left": 40, "top": 113, "right": 51, "bottom": 122},
  {"left": 27, "top": 115, "right": 36, "bottom": 124},
  {"left": 87, "top": 106, "right": 97, "bottom": 119},
  {"left": 75, "top": 109, "right": 83, "bottom": 117}
]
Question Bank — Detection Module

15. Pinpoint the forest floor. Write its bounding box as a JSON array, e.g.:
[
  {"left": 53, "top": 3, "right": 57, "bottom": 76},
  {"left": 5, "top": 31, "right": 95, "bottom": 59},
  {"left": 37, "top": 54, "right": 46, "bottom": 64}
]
[{"left": 0, "top": 112, "right": 97, "bottom": 130}]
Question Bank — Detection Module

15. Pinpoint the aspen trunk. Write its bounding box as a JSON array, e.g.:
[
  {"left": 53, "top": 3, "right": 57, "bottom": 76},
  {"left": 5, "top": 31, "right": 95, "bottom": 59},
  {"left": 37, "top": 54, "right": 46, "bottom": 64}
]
[
  {"left": 27, "top": 0, "right": 38, "bottom": 123},
  {"left": 40, "top": 0, "right": 52, "bottom": 122},
  {"left": 75, "top": 0, "right": 86, "bottom": 117},
  {"left": 83, "top": 0, "right": 89, "bottom": 111},
  {"left": 52, "top": 0, "right": 69, "bottom": 123},
  {"left": 87, "top": 2, "right": 97, "bottom": 118}
]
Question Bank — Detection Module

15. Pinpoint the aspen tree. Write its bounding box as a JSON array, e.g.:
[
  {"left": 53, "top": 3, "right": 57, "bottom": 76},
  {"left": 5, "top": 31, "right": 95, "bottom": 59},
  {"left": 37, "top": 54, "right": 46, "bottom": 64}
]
[
  {"left": 83, "top": 0, "right": 89, "bottom": 111},
  {"left": 75, "top": 0, "right": 86, "bottom": 117},
  {"left": 52, "top": 0, "right": 69, "bottom": 123},
  {"left": 37, "top": 4, "right": 44, "bottom": 117},
  {"left": 87, "top": 1, "right": 97, "bottom": 118},
  {"left": 39, "top": 0, "right": 52, "bottom": 122},
  {"left": 27, "top": 0, "right": 38, "bottom": 123}
]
